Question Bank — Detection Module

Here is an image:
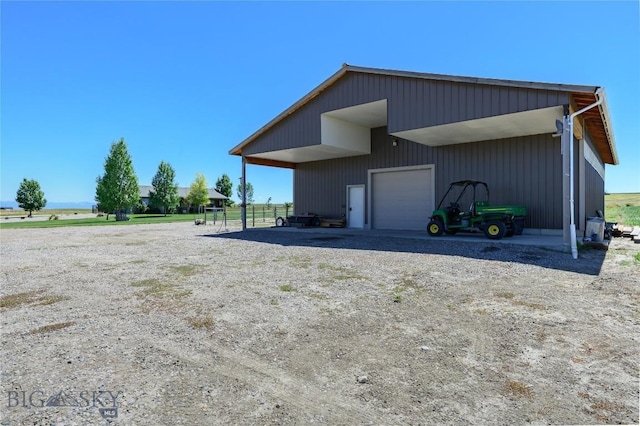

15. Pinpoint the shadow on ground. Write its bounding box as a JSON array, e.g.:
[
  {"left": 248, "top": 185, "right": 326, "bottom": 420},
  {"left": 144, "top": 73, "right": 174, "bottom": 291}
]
[{"left": 201, "top": 229, "right": 606, "bottom": 275}]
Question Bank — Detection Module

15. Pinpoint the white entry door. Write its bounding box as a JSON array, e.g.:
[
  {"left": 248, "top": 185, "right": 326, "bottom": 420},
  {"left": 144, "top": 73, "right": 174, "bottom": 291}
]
[{"left": 347, "top": 185, "right": 364, "bottom": 228}]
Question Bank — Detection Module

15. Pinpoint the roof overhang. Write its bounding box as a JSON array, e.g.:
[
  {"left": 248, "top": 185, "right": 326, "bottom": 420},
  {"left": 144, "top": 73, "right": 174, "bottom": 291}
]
[
  {"left": 392, "top": 106, "right": 564, "bottom": 146},
  {"left": 323, "top": 98, "right": 387, "bottom": 127},
  {"left": 230, "top": 64, "right": 618, "bottom": 166},
  {"left": 229, "top": 65, "right": 352, "bottom": 157},
  {"left": 245, "top": 99, "right": 387, "bottom": 166},
  {"left": 572, "top": 90, "right": 618, "bottom": 165}
]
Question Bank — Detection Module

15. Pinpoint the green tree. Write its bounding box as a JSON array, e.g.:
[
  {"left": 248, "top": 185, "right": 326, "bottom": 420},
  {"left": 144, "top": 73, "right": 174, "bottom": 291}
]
[
  {"left": 16, "top": 178, "right": 47, "bottom": 217},
  {"left": 95, "top": 138, "right": 139, "bottom": 221},
  {"left": 187, "top": 172, "right": 210, "bottom": 212},
  {"left": 236, "top": 182, "right": 255, "bottom": 205},
  {"left": 179, "top": 196, "right": 190, "bottom": 212},
  {"left": 215, "top": 173, "right": 234, "bottom": 207},
  {"left": 149, "top": 161, "right": 179, "bottom": 216}
]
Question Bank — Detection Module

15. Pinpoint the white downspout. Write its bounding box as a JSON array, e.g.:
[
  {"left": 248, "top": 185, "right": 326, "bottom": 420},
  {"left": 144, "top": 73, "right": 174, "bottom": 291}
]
[{"left": 568, "top": 88, "right": 604, "bottom": 259}]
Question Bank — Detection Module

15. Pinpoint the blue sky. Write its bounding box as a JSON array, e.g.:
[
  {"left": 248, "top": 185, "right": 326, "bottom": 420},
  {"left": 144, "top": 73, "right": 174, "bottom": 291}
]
[{"left": 1, "top": 1, "right": 639, "bottom": 206}]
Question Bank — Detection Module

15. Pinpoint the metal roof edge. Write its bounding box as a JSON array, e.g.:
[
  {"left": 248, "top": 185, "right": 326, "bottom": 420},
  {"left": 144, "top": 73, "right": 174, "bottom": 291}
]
[
  {"left": 228, "top": 64, "right": 350, "bottom": 156},
  {"left": 344, "top": 64, "right": 599, "bottom": 94},
  {"left": 596, "top": 88, "right": 619, "bottom": 165},
  {"left": 229, "top": 63, "right": 606, "bottom": 157}
]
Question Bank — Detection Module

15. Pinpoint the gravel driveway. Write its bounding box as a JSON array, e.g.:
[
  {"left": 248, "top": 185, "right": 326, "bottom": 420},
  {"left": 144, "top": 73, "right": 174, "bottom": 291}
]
[{"left": 1, "top": 222, "right": 638, "bottom": 425}]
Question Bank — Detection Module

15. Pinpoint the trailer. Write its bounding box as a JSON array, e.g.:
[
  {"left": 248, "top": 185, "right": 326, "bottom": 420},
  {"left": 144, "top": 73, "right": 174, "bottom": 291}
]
[{"left": 275, "top": 214, "right": 322, "bottom": 227}]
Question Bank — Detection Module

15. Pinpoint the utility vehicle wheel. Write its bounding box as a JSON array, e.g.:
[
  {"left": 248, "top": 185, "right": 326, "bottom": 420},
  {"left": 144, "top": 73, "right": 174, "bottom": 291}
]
[
  {"left": 276, "top": 217, "right": 286, "bottom": 227},
  {"left": 505, "top": 224, "right": 515, "bottom": 237},
  {"left": 484, "top": 220, "right": 506, "bottom": 239},
  {"left": 427, "top": 220, "right": 444, "bottom": 236},
  {"left": 445, "top": 229, "right": 458, "bottom": 235},
  {"left": 514, "top": 220, "right": 525, "bottom": 235}
]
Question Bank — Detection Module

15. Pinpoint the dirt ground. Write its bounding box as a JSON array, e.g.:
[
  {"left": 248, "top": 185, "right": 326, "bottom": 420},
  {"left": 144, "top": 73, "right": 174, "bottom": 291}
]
[{"left": 1, "top": 222, "right": 638, "bottom": 425}]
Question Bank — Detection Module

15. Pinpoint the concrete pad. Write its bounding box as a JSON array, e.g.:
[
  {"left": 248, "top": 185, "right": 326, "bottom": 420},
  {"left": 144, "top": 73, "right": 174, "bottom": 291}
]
[{"left": 249, "top": 225, "right": 568, "bottom": 252}]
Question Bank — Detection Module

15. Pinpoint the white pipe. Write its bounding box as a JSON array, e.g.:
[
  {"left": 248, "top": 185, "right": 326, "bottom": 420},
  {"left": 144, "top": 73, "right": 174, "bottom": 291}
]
[{"left": 568, "top": 88, "right": 604, "bottom": 259}]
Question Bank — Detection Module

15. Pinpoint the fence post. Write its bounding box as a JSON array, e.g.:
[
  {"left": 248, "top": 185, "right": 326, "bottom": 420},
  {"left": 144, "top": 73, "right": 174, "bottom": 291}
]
[
  {"left": 263, "top": 206, "right": 265, "bottom": 222},
  {"left": 252, "top": 205, "right": 255, "bottom": 227}
]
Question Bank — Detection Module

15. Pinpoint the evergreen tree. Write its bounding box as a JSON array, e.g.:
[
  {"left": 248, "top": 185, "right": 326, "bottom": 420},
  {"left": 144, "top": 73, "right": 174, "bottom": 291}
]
[{"left": 215, "top": 173, "right": 234, "bottom": 207}]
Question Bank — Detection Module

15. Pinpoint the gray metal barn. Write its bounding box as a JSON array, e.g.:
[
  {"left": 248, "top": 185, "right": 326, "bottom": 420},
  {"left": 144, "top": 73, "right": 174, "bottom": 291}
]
[{"left": 229, "top": 64, "right": 618, "bottom": 241}]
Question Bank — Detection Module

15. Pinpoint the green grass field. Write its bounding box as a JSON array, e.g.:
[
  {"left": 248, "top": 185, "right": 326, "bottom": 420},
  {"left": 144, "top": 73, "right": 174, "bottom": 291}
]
[
  {"left": 0, "top": 214, "right": 196, "bottom": 229},
  {"left": 0, "top": 205, "right": 290, "bottom": 229},
  {"left": 2, "top": 195, "right": 637, "bottom": 229},
  {"left": 605, "top": 193, "right": 640, "bottom": 225}
]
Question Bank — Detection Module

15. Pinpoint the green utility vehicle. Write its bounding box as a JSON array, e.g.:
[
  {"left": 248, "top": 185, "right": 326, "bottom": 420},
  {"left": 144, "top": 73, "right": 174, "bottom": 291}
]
[{"left": 427, "top": 180, "right": 527, "bottom": 240}]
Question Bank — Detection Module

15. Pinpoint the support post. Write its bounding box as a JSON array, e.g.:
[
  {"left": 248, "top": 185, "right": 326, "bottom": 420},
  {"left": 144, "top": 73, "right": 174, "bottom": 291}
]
[{"left": 241, "top": 157, "right": 247, "bottom": 231}]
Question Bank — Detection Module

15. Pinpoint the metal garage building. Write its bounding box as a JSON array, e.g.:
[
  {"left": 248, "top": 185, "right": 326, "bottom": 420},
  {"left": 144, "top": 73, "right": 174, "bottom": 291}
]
[{"left": 229, "top": 64, "right": 618, "bottom": 240}]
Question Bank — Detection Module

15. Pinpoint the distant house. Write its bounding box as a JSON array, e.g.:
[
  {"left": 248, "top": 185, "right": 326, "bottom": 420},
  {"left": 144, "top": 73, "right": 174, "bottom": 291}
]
[{"left": 139, "top": 185, "right": 228, "bottom": 212}]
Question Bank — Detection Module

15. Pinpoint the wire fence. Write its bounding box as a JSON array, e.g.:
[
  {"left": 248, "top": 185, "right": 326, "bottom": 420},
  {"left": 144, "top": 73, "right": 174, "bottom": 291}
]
[{"left": 202, "top": 205, "right": 293, "bottom": 228}]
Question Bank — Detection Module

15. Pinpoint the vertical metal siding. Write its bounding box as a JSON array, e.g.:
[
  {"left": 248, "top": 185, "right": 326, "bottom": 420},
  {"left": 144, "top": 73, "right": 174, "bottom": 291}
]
[
  {"left": 438, "top": 133, "right": 563, "bottom": 229},
  {"left": 294, "top": 129, "right": 563, "bottom": 229},
  {"left": 581, "top": 129, "right": 605, "bottom": 228},
  {"left": 573, "top": 138, "right": 581, "bottom": 230},
  {"left": 584, "top": 161, "right": 605, "bottom": 225},
  {"left": 243, "top": 73, "right": 569, "bottom": 156}
]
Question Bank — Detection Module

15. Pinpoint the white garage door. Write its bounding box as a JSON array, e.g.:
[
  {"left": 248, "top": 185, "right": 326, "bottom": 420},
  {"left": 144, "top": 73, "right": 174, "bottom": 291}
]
[{"left": 371, "top": 167, "right": 434, "bottom": 230}]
